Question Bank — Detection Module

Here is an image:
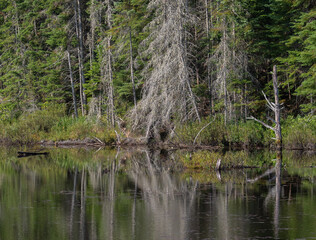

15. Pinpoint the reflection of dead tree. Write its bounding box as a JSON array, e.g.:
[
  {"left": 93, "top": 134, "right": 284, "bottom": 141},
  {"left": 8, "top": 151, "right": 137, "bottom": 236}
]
[
  {"left": 246, "top": 168, "right": 276, "bottom": 183},
  {"left": 69, "top": 168, "right": 78, "bottom": 240},
  {"left": 132, "top": 173, "right": 137, "bottom": 239},
  {"left": 128, "top": 149, "right": 198, "bottom": 239},
  {"left": 274, "top": 156, "right": 282, "bottom": 239},
  {"left": 247, "top": 155, "right": 282, "bottom": 239},
  {"left": 80, "top": 168, "right": 87, "bottom": 240}
]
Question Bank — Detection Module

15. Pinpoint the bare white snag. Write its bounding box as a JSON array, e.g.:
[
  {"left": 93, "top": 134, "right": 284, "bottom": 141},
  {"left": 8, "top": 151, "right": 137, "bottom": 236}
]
[
  {"left": 98, "top": 0, "right": 116, "bottom": 125},
  {"left": 66, "top": 50, "right": 78, "bottom": 118},
  {"left": 74, "top": 0, "right": 87, "bottom": 115},
  {"left": 129, "top": 27, "right": 137, "bottom": 109},
  {"left": 247, "top": 65, "right": 282, "bottom": 149},
  {"left": 131, "top": 0, "right": 200, "bottom": 138},
  {"left": 205, "top": 0, "right": 248, "bottom": 122}
]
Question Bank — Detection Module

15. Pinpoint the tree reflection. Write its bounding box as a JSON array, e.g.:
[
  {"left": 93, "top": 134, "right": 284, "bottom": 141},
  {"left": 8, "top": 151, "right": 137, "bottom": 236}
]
[
  {"left": 127, "top": 149, "right": 198, "bottom": 239},
  {"left": 274, "top": 151, "right": 282, "bottom": 239},
  {"left": 1, "top": 148, "right": 316, "bottom": 240}
]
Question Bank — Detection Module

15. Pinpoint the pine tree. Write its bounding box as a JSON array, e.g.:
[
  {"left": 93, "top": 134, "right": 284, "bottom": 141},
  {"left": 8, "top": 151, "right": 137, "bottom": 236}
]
[{"left": 280, "top": 2, "right": 316, "bottom": 113}]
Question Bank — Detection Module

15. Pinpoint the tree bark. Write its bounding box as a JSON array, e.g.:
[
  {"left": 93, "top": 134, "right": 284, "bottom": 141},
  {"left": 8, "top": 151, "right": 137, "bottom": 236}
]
[
  {"left": 273, "top": 65, "right": 282, "bottom": 150},
  {"left": 75, "top": 0, "right": 87, "bottom": 115},
  {"left": 223, "top": 20, "right": 228, "bottom": 125},
  {"left": 67, "top": 50, "right": 78, "bottom": 118},
  {"left": 129, "top": 27, "right": 137, "bottom": 109},
  {"left": 106, "top": 0, "right": 115, "bottom": 126},
  {"left": 205, "top": 0, "right": 213, "bottom": 115},
  {"left": 247, "top": 65, "right": 282, "bottom": 149}
]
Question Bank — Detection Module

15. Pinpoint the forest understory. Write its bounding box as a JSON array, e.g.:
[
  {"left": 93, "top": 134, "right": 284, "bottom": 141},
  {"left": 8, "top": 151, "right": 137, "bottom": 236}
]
[{"left": 0, "top": 107, "right": 314, "bottom": 151}]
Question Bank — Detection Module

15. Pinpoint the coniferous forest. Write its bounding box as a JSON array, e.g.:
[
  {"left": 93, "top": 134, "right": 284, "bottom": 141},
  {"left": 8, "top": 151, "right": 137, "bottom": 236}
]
[{"left": 0, "top": 0, "right": 315, "bottom": 148}]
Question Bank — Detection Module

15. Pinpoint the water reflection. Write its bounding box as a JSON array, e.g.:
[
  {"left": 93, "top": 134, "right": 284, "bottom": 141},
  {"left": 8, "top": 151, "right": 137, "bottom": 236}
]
[
  {"left": 0, "top": 148, "right": 315, "bottom": 240},
  {"left": 274, "top": 152, "right": 282, "bottom": 239},
  {"left": 128, "top": 150, "right": 198, "bottom": 240}
]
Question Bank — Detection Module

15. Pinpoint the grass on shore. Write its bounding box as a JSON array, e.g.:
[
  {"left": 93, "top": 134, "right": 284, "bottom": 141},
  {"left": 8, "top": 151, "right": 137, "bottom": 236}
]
[
  {"left": 0, "top": 104, "right": 119, "bottom": 145},
  {"left": 173, "top": 115, "right": 315, "bottom": 150},
  {"left": 0, "top": 104, "right": 315, "bottom": 149}
]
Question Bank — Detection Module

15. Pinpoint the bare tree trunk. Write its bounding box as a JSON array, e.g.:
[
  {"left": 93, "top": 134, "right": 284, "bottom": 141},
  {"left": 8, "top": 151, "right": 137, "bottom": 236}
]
[
  {"left": 106, "top": 0, "right": 115, "bottom": 126},
  {"left": 67, "top": 50, "right": 79, "bottom": 118},
  {"left": 107, "top": 39, "right": 115, "bottom": 126},
  {"left": 183, "top": 1, "right": 200, "bottom": 122},
  {"left": 89, "top": 0, "right": 97, "bottom": 69},
  {"left": 74, "top": 0, "right": 87, "bottom": 115},
  {"left": 129, "top": 28, "right": 137, "bottom": 109},
  {"left": 205, "top": 0, "right": 213, "bottom": 115},
  {"left": 223, "top": 23, "right": 228, "bottom": 125},
  {"left": 244, "top": 83, "right": 247, "bottom": 122},
  {"left": 247, "top": 65, "right": 282, "bottom": 149},
  {"left": 273, "top": 65, "right": 282, "bottom": 150}
]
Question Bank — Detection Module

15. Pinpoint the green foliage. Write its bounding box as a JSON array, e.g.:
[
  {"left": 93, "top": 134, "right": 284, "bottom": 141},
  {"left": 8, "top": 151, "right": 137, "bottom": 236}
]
[
  {"left": 0, "top": 0, "right": 314, "bottom": 148},
  {"left": 280, "top": 9, "right": 316, "bottom": 112},
  {"left": 179, "top": 150, "right": 272, "bottom": 170},
  {"left": 283, "top": 115, "right": 316, "bottom": 149},
  {"left": 0, "top": 105, "right": 119, "bottom": 145},
  {"left": 175, "top": 117, "right": 227, "bottom": 146},
  {"left": 227, "top": 121, "right": 266, "bottom": 147},
  {"left": 0, "top": 104, "right": 65, "bottom": 144},
  {"left": 174, "top": 116, "right": 269, "bottom": 147},
  {"left": 49, "top": 116, "right": 117, "bottom": 144}
]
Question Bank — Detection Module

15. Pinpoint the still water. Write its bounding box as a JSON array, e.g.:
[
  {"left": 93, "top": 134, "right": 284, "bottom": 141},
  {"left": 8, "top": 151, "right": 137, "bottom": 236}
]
[{"left": 0, "top": 147, "right": 315, "bottom": 240}]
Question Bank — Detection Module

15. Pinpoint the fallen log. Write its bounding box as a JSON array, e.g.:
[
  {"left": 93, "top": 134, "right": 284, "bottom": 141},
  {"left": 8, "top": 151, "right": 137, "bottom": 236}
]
[{"left": 18, "top": 151, "right": 49, "bottom": 158}]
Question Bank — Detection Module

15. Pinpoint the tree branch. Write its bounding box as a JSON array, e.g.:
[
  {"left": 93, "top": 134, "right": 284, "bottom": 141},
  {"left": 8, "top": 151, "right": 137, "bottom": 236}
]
[
  {"left": 262, "top": 91, "right": 275, "bottom": 111},
  {"left": 267, "top": 116, "right": 276, "bottom": 124},
  {"left": 247, "top": 116, "right": 275, "bottom": 132},
  {"left": 193, "top": 116, "right": 216, "bottom": 145}
]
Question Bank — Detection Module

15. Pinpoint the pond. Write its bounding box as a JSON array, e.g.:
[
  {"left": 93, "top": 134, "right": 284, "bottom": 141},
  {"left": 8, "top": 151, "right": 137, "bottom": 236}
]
[{"left": 0, "top": 147, "right": 315, "bottom": 240}]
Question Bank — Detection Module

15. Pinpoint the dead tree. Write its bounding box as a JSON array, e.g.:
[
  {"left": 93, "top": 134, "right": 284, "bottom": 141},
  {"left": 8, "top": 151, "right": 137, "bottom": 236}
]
[
  {"left": 66, "top": 50, "right": 79, "bottom": 118},
  {"left": 131, "top": 0, "right": 201, "bottom": 139},
  {"left": 74, "top": 0, "right": 87, "bottom": 115},
  {"left": 207, "top": 0, "right": 248, "bottom": 124},
  {"left": 247, "top": 65, "right": 282, "bottom": 149},
  {"left": 96, "top": 0, "right": 116, "bottom": 126}
]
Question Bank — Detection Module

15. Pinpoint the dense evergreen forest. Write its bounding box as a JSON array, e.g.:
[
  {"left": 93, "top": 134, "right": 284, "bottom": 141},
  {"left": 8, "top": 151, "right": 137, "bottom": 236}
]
[{"left": 0, "top": 0, "right": 315, "bottom": 147}]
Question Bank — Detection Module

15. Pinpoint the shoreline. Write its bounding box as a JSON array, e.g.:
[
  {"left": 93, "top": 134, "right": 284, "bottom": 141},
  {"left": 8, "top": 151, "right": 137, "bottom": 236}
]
[{"left": 1, "top": 137, "right": 314, "bottom": 152}]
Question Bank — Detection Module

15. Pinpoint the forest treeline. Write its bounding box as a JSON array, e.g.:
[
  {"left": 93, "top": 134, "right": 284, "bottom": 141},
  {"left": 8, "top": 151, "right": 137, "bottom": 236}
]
[{"left": 0, "top": 0, "right": 315, "bottom": 147}]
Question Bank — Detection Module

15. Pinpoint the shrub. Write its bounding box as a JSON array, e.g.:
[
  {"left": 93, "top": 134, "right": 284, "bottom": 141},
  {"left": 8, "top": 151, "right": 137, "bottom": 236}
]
[
  {"left": 228, "top": 121, "right": 266, "bottom": 147},
  {"left": 283, "top": 115, "right": 316, "bottom": 149},
  {"left": 179, "top": 150, "right": 260, "bottom": 170},
  {"left": 174, "top": 116, "right": 227, "bottom": 146}
]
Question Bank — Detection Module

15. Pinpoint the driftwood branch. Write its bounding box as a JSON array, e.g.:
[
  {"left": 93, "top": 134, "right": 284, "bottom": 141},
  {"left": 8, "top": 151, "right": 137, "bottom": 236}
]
[{"left": 93, "top": 137, "right": 105, "bottom": 145}]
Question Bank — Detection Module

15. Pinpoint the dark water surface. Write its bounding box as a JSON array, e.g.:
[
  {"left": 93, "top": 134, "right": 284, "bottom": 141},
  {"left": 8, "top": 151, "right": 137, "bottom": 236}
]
[{"left": 0, "top": 147, "right": 315, "bottom": 240}]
